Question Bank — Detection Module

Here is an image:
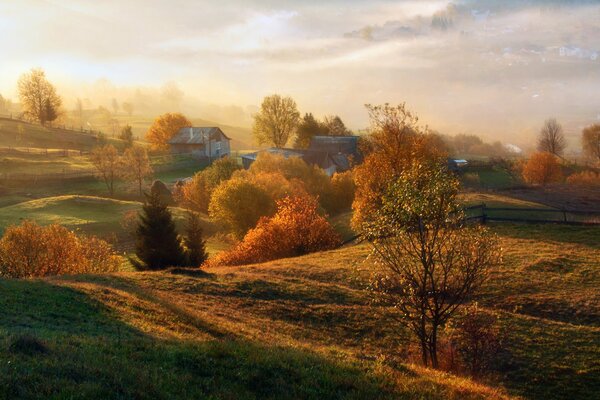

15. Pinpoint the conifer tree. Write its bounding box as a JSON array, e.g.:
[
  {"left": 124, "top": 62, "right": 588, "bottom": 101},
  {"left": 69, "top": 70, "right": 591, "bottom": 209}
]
[
  {"left": 183, "top": 212, "right": 208, "bottom": 266},
  {"left": 134, "top": 189, "right": 185, "bottom": 270}
]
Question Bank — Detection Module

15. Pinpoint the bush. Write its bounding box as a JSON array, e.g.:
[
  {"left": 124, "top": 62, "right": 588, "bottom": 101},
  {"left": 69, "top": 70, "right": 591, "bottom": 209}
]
[
  {"left": 325, "top": 171, "right": 355, "bottom": 214},
  {"left": 566, "top": 170, "right": 600, "bottom": 187},
  {"left": 211, "top": 194, "right": 341, "bottom": 266},
  {"left": 150, "top": 180, "right": 173, "bottom": 205},
  {"left": 522, "top": 152, "right": 563, "bottom": 186},
  {"left": 208, "top": 178, "right": 275, "bottom": 238},
  {"left": 0, "top": 221, "right": 121, "bottom": 278}
]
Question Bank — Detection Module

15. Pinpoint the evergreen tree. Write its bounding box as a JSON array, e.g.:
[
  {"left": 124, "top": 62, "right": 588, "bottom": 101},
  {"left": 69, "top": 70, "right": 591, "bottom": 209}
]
[
  {"left": 183, "top": 212, "right": 209, "bottom": 266},
  {"left": 294, "top": 113, "right": 326, "bottom": 149},
  {"left": 134, "top": 189, "right": 185, "bottom": 270}
]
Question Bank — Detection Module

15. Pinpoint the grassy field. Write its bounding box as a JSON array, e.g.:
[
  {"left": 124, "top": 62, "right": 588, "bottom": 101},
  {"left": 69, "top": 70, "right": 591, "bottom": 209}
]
[{"left": 1, "top": 223, "right": 598, "bottom": 398}]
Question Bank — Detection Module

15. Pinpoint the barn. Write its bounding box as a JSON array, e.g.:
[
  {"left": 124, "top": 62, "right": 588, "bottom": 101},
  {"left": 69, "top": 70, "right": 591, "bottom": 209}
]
[{"left": 168, "top": 127, "right": 231, "bottom": 161}]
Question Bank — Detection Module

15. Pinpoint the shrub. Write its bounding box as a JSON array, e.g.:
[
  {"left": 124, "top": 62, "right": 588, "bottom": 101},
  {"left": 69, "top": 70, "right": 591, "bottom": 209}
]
[
  {"left": 212, "top": 194, "right": 341, "bottom": 266},
  {"left": 566, "top": 170, "right": 600, "bottom": 187},
  {"left": 325, "top": 171, "right": 355, "bottom": 214},
  {"left": 522, "top": 152, "right": 563, "bottom": 186},
  {"left": 150, "top": 180, "right": 173, "bottom": 205},
  {"left": 208, "top": 178, "right": 275, "bottom": 238},
  {"left": 0, "top": 221, "right": 120, "bottom": 278}
]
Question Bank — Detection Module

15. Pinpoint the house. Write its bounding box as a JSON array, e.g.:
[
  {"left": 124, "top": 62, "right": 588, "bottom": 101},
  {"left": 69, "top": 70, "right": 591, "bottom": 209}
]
[
  {"left": 168, "top": 127, "right": 231, "bottom": 160},
  {"left": 240, "top": 135, "right": 362, "bottom": 176},
  {"left": 448, "top": 159, "right": 468, "bottom": 172}
]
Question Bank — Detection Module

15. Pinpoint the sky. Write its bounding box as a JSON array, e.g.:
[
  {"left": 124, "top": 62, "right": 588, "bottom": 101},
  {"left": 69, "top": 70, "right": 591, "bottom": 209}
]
[{"left": 1, "top": 0, "right": 600, "bottom": 147}]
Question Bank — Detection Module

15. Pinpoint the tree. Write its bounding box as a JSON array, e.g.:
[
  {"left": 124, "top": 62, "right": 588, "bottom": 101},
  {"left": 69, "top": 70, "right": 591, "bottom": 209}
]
[
  {"left": 522, "top": 152, "right": 563, "bottom": 186},
  {"left": 364, "top": 162, "right": 501, "bottom": 369},
  {"left": 322, "top": 115, "right": 352, "bottom": 136},
  {"left": 252, "top": 94, "right": 300, "bottom": 148},
  {"left": 90, "top": 144, "right": 120, "bottom": 196},
  {"left": 294, "top": 113, "right": 326, "bottom": 149},
  {"left": 122, "top": 102, "right": 134, "bottom": 117},
  {"left": 212, "top": 194, "right": 341, "bottom": 266},
  {"left": 208, "top": 178, "right": 275, "bottom": 238},
  {"left": 182, "top": 212, "right": 208, "bottom": 266},
  {"left": 537, "top": 118, "right": 566, "bottom": 157},
  {"left": 0, "top": 94, "right": 11, "bottom": 115},
  {"left": 119, "top": 124, "right": 134, "bottom": 147},
  {"left": 146, "top": 112, "right": 191, "bottom": 152},
  {"left": 74, "top": 98, "right": 84, "bottom": 124},
  {"left": 352, "top": 103, "right": 447, "bottom": 229},
  {"left": 120, "top": 146, "right": 153, "bottom": 196},
  {"left": 134, "top": 189, "right": 185, "bottom": 270},
  {"left": 582, "top": 124, "right": 600, "bottom": 163},
  {"left": 111, "top": 98, "right": 119, "bottom": 115},
  {"left": 17, "top": 68, "right": 62, "bottom": 125}
]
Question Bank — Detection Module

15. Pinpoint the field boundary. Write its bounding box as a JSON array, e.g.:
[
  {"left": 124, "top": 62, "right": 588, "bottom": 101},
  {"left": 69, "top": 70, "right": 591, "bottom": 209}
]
[{"left": 464, "top": 203, "right": 600, "bottom": 225}]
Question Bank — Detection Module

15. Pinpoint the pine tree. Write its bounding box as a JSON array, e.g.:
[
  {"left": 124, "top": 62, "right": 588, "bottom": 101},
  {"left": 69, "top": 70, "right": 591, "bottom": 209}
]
[
  {"left": 183, "top": 212, "right": 209, "bottom": 266},
  {"left": 134, "top": 189, "right": 185, "bottom": 270}
]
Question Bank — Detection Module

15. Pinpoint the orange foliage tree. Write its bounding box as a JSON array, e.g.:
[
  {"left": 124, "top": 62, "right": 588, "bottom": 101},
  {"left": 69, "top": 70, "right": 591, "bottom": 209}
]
[
  {"left": 521, "top": 152, "right": 563, "bottom": 186},
  {"left": 0, "top": 221, "right": 121, "bottom": 278},
  {"left": 211, "top": 194, "right": 341, "bottom": 266},
  {"left": 146, "top": 112, "right": 191, "bottom": 152},
  {"left": 566, "top": 170, "right": 600, "bottom": 187},
  {"left": 352, "top": 103, "right": 448, "bottom": 229}
]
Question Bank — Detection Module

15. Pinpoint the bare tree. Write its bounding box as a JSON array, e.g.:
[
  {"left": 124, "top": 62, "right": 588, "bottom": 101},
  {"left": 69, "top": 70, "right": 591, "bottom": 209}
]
[
  {"left": 364, "top": 163, "right": 501, "bottom": 369},
  {"left": 90, "top": 145, "right": 120, "bottom": 196},
  {"left": 582, "top": 124, "right": 600, "bottom": 163},
  {"left": 538, "top": 118, "right": 566, "bottom": 157},
  {"left": 17, "top": 68, "right": 62, "bottom": 125},
  {"left": 252, "top": 94, "right": 300, "bottom": 148}
]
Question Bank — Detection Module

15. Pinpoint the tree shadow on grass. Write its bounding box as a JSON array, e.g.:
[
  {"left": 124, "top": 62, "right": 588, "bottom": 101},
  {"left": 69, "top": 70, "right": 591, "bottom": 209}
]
[
  {"left": 0, "top": 278, "right": 402, "bottom": 400},
  {"left": 491, "top": 223, "right": 600, "bottom": 249}
]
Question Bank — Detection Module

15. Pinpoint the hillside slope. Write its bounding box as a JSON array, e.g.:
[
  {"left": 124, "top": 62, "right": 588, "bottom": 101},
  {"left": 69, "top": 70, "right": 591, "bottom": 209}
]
[{"left": 1, "top": 223, "right": 598, "bottom": 398}]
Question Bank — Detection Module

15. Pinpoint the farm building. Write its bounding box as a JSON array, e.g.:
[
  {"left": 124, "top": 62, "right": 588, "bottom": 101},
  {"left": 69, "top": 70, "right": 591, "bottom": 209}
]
[
  {"left": 168, "top": 127, "right": 231, "bottom": 160},
  {"left": 241, "top": 135, "right": 362, "bottom": 176}
]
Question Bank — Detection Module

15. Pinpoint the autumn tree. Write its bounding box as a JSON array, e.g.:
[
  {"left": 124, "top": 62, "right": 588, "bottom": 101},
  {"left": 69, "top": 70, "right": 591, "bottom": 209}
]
[
  {"left": 252, "top": 94, "right": 300, "bottom": 148},
  {"left": 146, "top": 112, "right": 191, "bottom": 152},
  {"left": 122, "top": 102, "right": 134, "bottom": 116},
  {"left": 119, "top": 124, "right": 134, "bottom": 147},
  {"left": 17, "top": 68, "right": 62, "bottom": 125},
  {"left": 134, "top": 189, "right": 185, "bottom": 270},
  {"left": 120, "top": 146, "right": 153, "bottom": 196},
  {"left": 352, "top": 103, "right": 447, "bottom": 229},
  {"left": 294, "top": 113, "right": 326, "bottom": 149},
  {"left": 364, "top": 162, "right": 501, "bottom": 369},
  {"left": 322, "top": 115, "right": 352, "bottom": 136},
  {"left": 90, "top": 144, "right": 120, "bottom": 196},
  {"left": 582, "top": 124, "right": 600, "bottom": 163},
  {"left": 537, "top": 118, "right": 566, "bottom": 157},
  {"left": 0, "top": 94, "right": 12, "bottom": 115},
  {"left": 182, "top": 212, "right": 208, "bottom": 266},
  {"left": 212, "top": 194, "right": 341, "bottom": 266},
  {"left": 522, "top": 152, "right": 563, "bottom": 186}
]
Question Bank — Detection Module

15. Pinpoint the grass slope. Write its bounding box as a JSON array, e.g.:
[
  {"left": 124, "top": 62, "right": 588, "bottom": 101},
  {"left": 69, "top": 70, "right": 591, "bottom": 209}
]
[{"left": 1, "top": 223, "right": 598, "bottom": 398}]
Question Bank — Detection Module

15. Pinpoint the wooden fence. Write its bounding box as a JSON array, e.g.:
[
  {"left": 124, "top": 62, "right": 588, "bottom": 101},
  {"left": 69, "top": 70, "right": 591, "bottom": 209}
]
[{"left": 464, "top": 204, "right": 600, "bottom": 225}]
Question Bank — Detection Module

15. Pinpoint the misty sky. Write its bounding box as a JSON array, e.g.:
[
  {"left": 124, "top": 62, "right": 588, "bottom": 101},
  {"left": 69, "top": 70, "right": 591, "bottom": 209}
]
[{"left": 1, "top": 0, "right": 600, "bottom": 146}]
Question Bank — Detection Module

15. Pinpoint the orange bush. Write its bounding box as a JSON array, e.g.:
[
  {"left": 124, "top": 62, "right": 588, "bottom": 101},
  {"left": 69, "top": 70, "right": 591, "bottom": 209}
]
[
  {"left": 0, "top": 221, "right": 121, "bottom": 278},
  {"left": 211, "top": 194, "right": 341, "bottom": 266},
  {"left": 522, "top": 152, "right": 563, "bottom": 186},
  {"left": 566, "top": 170, "right": 600, "bottom": 187}
]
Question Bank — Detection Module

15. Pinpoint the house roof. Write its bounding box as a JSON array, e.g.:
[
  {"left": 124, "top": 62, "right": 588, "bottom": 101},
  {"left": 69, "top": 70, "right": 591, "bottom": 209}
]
[
  {"left": 241, "top": 148, "right": 304, "bottom": 162},
  {"left": 308, "top": 135, "right": 360, "bottom": 155},
  {"left": 241, "top": 147, "right": 353, "bottom": 173},
  {"left": 168, "top": 127, "right": 231, "bottom": 145}
]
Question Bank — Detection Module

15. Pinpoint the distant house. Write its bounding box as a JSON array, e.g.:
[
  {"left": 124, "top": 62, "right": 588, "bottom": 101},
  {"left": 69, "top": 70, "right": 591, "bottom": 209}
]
[
  {"left": 241, "top": 135, "right": 362, "bottom": 176},
  {"left": 168, "top": 127, "right": 231, "bottom": 160},
  {"left": 448, "top": 159, "right": 468, "bottom": 172}
]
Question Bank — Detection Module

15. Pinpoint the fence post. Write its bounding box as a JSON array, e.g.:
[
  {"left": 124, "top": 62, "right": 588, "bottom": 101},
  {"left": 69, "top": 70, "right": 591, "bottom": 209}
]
[
  {"left": 562, "top": 208, "right": 567, "bottom": 223},
  {"left": 481, "top": 203, "right": 487, "bottom": 225}
]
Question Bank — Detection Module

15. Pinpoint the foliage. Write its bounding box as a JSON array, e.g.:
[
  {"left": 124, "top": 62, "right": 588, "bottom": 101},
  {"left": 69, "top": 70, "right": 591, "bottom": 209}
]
[
  {"left": 212, "top": 194, "right": 341, "bottom": 266},
  {"left": 146, "top": 112, "right": 191, "bottom": 152},
  {"left": 182, "top": 212, "right": 208, "bottom": 266},
  {"left": 119, "top": 125, "right": 134, "bottom": 147},
  {"left": 325, "top": 171, "right": 356, "bottom": 214},
  {"left": 180, "top": 157, "right": 241, "bottom": 212},
  {"left": 322, "top": 115, "right": 353, "bottom": 136},
  {"left": 208, "top": 178, "right": 275, "bottom": 238},
  {"left": 566, "top": 170, "right": 600, "bottom": 187},
  {"left": 364, "top": 162, "right": 501, "bottom": 369},
  {"left": 537, "top": 118, "right": 566, "bottom": 157},
  {"left": 294, "top": 113, "right": 327, "bottom": 149},
  {"left": 120, "top": 146, "right": 153, "bottom": 195},
  {"left": 90, "top": 144, "right": 120, "bottom": 196},
  {"left": 149, "top": 180, "right": 173, "bottom": 205},
  {"left": 447, "top": 304, "right": 505, "bottom": 378},
  {"left": 522, "top": 152, "right": 563, "bottom": 186},
  {"left": 352, "top": 103, "right": 447, "bottom": 229},
  {"left": 17, "top": 68, "right": 62, "bottom": 125},
  {"left": 0, "top": 220, "right": 120, "bottom": 278},
  {"left": 252, "top": 94, "right": 300, "bottom": 148},
  {"left": 134, "top": 190, "right": 185, "bottom": 270},
  {"left": 581, "top": 124, "right": 600, "bottom": 163}
]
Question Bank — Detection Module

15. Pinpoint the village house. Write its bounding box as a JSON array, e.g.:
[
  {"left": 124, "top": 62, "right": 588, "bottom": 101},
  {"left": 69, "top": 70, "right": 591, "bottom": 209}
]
[
  {"left": 241, "top": 135, "right": 362, "bottom": 176},
  {"left": 168, "top": 127, "right": 231, "bottom": 161}
]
